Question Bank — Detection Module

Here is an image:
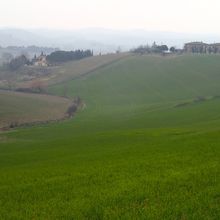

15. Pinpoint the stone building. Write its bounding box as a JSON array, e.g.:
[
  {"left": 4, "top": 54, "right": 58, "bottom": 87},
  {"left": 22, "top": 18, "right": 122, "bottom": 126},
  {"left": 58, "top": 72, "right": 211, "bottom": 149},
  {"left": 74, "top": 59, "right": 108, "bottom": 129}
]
[
  {"left": 184, "top": 42, "right": 220, "bottom": 54},
  {"left": 32, "top": 52, "right": 48, "bottom": 67}
]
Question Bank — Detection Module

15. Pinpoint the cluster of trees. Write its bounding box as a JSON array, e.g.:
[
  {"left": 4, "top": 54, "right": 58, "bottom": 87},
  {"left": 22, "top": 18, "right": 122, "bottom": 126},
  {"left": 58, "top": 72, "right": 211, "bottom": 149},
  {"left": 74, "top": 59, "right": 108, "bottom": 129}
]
[
  {"left": 8, "top": 55, "right": 30, "bottom": 70},
  {"left": 46, "top": 50, "right": 93, "bottom": 63},
  {"left": 0, "top": 46, "right": 59, "bottom": 59},
  {"left": 66, "top": 97, "right": 82, "bottom": 117},
  {"left": 131, "top": 42, "right": 177, "bottom": 54},
  {"left": 2, "top": 49, "right": 94, "bottom": 70}
]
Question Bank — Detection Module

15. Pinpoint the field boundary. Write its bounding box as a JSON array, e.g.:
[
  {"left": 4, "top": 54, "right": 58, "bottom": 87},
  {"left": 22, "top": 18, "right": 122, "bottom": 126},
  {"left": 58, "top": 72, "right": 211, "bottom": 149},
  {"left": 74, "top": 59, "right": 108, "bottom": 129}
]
[
  {"left": 0, "top": 90, "right": 85, "bottom": 132},
  {"left": 0, "top": 97, "right": 84, "bottom": 132},
  {"left": 174, "top": 95, "right": 220, "bottom": 108}
]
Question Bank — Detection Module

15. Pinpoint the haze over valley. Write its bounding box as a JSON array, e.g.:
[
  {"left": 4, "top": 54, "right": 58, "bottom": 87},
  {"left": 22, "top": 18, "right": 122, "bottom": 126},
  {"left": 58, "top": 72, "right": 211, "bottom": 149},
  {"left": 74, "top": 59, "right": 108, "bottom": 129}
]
[{"left": 1, "top": 28, "right": 220, "bottom": 54}]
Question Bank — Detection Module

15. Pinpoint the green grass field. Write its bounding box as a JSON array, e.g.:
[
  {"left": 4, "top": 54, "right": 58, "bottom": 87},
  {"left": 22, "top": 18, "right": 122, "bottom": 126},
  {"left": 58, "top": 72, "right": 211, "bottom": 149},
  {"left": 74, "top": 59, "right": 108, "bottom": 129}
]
[{"left": 1, "top": 54, "right": 220, "bottom": 219}]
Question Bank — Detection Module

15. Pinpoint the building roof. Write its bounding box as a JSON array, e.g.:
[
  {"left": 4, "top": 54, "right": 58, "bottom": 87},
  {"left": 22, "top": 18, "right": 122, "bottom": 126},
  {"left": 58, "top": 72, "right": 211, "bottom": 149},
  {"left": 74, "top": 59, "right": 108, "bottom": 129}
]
[
  {"left": 185, "top": 42, "right": 207, "bottom": 46},
  {"left": 211, "top": 43, "right": 220, "bottom": 46},
  {"left": 185, "top": 42, "right": 220, "bottom": 46}
]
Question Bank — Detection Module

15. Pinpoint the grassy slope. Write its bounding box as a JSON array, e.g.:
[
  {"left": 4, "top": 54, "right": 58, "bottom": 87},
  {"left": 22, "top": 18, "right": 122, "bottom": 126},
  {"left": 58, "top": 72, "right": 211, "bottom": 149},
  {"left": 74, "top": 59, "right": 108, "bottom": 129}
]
[
  {"left": 1, "top": 55, "right": 220, "bottom": 219},
  {"left": 0, "top": 90, "right": 72, "bottom": 128},
  {"left": 14, "top": 53, "right": 129, "bottom": 89},
  {"left": 50, "top": 55, "right": 220, "bottom": 130}
]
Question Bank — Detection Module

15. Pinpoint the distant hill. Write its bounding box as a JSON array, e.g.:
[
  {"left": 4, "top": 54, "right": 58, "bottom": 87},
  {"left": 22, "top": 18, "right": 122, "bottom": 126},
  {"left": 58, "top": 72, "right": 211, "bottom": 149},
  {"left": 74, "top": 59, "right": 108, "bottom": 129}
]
[
  {"left": 0, "top": 29, "right": 47, "bottom": 47},
  {"left": 1, "top": 28, "right": 220, "bottom": 54},
  {"left": 0, "top": 45, "right": 59, "bottom": 61}
]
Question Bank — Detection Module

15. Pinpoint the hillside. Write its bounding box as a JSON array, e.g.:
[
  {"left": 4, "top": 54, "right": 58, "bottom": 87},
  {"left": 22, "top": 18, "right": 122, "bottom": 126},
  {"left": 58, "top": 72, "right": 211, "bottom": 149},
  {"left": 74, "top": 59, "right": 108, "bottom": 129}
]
[
  {"left": 49, "top": 54, "right": 220, "bottom": 129},
  {"left": 1, "top": 55, "right": 220, "bottom": 219},
  {"left": 0, "top": 90, "right": 72, "bottom": 129},
  {"left": 0, "top": 53, "right": 129, "bottom": 90}
]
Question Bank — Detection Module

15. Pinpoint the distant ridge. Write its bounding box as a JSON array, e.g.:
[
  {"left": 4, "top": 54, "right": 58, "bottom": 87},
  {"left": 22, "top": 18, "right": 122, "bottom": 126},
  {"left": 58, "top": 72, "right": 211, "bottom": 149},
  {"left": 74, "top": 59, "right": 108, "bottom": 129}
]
[{"left": 0, "top": 28, "right": 220, "bottom": 53}]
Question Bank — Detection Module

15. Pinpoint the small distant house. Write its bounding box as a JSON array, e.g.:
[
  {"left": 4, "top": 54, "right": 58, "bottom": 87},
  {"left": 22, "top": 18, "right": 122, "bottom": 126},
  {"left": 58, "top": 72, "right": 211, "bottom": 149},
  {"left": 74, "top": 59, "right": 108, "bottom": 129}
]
[
  {"left": 162, "top": 50, "right": 172, "bottom": 55},
  {"left": 32, "top": 52, "right": 48, "bottom": 67}
]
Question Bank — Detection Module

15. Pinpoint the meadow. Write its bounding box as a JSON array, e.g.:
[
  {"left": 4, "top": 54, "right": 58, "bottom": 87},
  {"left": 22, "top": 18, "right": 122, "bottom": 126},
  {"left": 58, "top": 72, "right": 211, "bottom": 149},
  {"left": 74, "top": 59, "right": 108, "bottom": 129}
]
[
  {"left": 0, "top": 54, "right": 220, "bottom": 219},
  {"left": 0, "top": 90, "right": 72, "bottom": 129}
]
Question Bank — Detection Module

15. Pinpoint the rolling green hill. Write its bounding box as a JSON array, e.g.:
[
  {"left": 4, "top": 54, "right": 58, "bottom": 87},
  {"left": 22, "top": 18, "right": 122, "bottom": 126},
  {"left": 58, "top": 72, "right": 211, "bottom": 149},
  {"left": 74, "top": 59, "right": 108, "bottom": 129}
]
[
  {"left": 49, "top": 54, "right": 220, "bottom": 130},
  {"left": 1, "top": 54, "right": 220, "bottom": 219}
]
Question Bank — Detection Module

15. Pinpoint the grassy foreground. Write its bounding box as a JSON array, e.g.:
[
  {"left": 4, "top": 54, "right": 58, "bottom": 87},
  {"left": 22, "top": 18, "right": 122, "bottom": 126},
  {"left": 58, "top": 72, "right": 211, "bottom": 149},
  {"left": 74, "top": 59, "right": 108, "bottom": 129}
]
[{"left": 0, "top": 55, "right": 220, "bottom": 219}]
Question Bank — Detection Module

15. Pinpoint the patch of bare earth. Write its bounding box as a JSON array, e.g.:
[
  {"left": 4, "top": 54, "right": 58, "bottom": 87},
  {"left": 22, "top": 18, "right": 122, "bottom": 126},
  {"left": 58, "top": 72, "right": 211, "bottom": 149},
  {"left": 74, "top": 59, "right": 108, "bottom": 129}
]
[{"left": 0, "top": 90, "right": 73, "bottom": 130}]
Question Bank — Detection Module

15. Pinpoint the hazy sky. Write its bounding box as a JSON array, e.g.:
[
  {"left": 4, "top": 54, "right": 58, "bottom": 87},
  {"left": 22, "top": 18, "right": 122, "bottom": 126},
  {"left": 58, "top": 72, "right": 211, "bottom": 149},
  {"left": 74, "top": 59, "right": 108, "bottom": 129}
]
[{"left": 1, "top": 0, "right": 220, "bottom": 33}]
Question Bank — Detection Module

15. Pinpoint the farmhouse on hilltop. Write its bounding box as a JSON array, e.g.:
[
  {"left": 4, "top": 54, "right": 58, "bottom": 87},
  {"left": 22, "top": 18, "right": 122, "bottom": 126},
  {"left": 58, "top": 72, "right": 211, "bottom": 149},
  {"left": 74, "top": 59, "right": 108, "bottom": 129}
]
[
  {"left": 32, "top": 52, "right": 48, "bottom": 67},
  {"left": 184, "top": 42, "right": 220, "bottom": 54}
]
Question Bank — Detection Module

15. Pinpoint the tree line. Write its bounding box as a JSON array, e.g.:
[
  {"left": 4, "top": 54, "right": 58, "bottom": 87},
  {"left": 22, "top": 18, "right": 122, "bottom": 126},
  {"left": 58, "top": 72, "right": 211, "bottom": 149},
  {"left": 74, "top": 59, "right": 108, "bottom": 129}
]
[
  {"left": 8, "top": 55, "right": 30, "bottom": 70},
  {"left": 46, "top": 50, "right": 93, "bottom": 63},
  {"left": 4, "top": 49, "right": 93, "bottom": 71},
  {"left": 131, "top": 42, "right": 177, "bottom": 54}
]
